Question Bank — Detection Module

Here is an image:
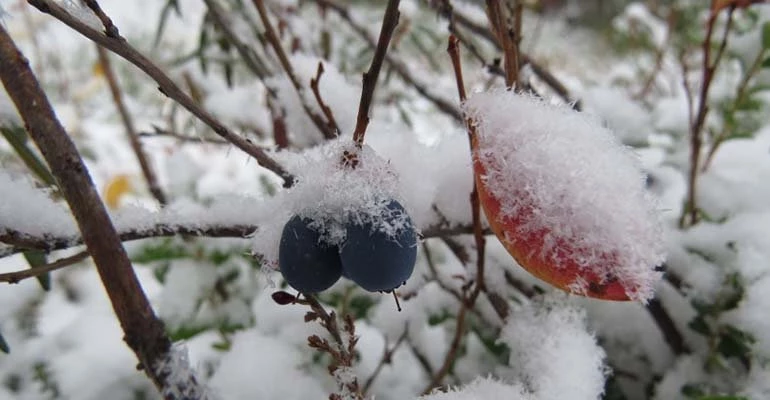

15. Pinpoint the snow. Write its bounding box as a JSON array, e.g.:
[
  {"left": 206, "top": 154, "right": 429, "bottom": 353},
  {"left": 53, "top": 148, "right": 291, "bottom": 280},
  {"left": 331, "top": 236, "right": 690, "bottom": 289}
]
[
  {"left": 0, "top": 171, "right": 78, "bottom": 239},
  {"left": 421, "top": 376, "right": 532, "bottom": 400},
  {"left": 463, "top": 90, "right": 665, "bottom": 301},
  {"left": 250, "top": 139, "right": 411, "bottom": 266},
  {"left": 207, "top": 331, "right": 326, "bottom": 400},
  {"left": 498, "top": 297, "right": 607, "bottom": 400}
]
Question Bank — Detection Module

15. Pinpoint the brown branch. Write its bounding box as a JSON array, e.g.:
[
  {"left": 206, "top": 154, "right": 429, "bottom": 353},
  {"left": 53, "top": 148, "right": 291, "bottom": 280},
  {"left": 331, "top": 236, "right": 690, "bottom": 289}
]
[
  {"left": 252, "top": 0, "right": 337, "bottom": 140},
  {"left": 202, "top": 0, "right": 271, "bottom": 79},
  {"left": 0, "top": 224, "right": 257, "bottom": 258},
  {"left": 83, "top": 0, "right": 119, "bottom": 37},
  {"left": 422, "top": 36, "right": 490, "bottom": 395},
  {"left": 97, "top": 46, "right": 167, "bottom": 205},
  {"left": 27, "top": 0, "right": 294, "bottom": 187},
  {"left": 680, "top": 4, "right": 735, "bottom": 227},
  {"left": 314, "top": 0, "right": 463, "bottom": 122},
  {"left": 435, "top": 0, "right": 580, "bottom": 109},
  {"left": 0, "top": 250, "right": 90, "bottom": 284},
  {"left": 702, "top": 46, "right": 768, "bottom": 171},
  {"left": 352, "top": 0, "right": 401, "bottom": 146},
  {"left": 635, "top": 11, "right": 676, "bottom": 101},
  {"left": 0, "top": 25, "right": 183, "bottom": 396},
  {"left": 486, "top": 0, "right": 519, "bottom": 88},
  {"left": 310, "top": 62, "right": 342, "bottom": 136},
  {"left": 139, "top": 128, "right": 230, "bottom": 145}
]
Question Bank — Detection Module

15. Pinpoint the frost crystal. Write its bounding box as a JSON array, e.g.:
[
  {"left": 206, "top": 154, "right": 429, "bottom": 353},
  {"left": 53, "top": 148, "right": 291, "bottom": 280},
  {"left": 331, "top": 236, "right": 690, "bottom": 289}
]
[{"left": 463, "top": 89, "right": 665, "bottom": 301}]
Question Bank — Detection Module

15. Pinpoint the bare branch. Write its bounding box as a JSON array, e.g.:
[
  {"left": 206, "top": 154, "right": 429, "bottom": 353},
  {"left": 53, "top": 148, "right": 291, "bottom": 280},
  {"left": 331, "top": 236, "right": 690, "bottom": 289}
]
[
  {"left": 27, "top": 0, "right": 294, "bottom": 187},
  {"left": 434, "top": 0, "right": 581, "bottom": 109},
  {"left": 1, "top": 220, "right": 488, "bottom": 258},
  {"left": 310, "top": 62, "right": 342, "bottom": 137},
  {"left": 352, "top": 0, "right": 401, "bottom": 146},
  {"left": 0, "top": 24, "right": 181, "bottom": 395},
  {"left": 314, "top": 0, "right": 463, "bottom": 122},
  {"left": 252, "top": 0, "right": 338, "bottom": 139},
  {"left": 680, "top": 4, "right": 735, "bottom": 227},
  {"left": 0, "top": 251, "right": 89, "bottom": 284},
  {"left": 96, "top": 46, "right": 167, "bottom": 205}
]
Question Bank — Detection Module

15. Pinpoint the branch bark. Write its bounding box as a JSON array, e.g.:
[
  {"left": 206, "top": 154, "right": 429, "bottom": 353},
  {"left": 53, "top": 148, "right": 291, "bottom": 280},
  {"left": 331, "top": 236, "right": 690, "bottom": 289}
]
[
  {"left": 352, "top": 0, "right": 401, "bottom": 146},
  {"left": 1, "top": 221, "right": 488, "bottom": 259},
  {"left": 0, "top": 25, "right": 184, "bottom": 396}
]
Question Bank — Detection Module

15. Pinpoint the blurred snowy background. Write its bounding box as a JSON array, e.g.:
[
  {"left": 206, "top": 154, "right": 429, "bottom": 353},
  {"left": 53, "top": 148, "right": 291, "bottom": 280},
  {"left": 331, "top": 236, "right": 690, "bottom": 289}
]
[{"left": 1, "top": 0, "right": 770, "bottom": 399}]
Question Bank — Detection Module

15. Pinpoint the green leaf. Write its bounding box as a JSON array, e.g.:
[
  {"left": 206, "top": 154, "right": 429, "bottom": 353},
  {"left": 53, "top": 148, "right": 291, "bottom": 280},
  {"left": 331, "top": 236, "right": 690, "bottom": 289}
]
[
  {"left": 1, "top": 126, "right": 57, "bottom": 188},
  {"left": 168, "top": 324, "right": 208, "bottom": 342},
  {"left": 762, "top": 22, "right": 770, "bottom": 49},
  {"left": 0, "top": 331, "right": 9, "bottom": 354},
  {"left": 23, "top": 250, "right": 51, "bottom": 291},
  {"left": 131, "top": 240, "right": 189, "bottom": 264},
  {"left": 689, "top": 315, "right": 711, "bottom": 336},
  {"left": 762, "top": 56, "right": 770, "bottom": 68},
  {"left": 717, "top": 325, "right": 755, "bottom": 360},
  {"left": 682, "top": 384, "right": 705, "bottom": 398}
]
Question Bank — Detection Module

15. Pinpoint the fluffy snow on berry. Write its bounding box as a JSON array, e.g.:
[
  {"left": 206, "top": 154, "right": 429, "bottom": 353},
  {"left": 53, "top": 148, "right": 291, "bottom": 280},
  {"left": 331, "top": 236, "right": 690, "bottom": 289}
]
[
  {"left": 463, "top": 89, "right": 665, "bottom": 301},
  {"left": 250, "top": 139, "right": 412, "bottom": 268}
]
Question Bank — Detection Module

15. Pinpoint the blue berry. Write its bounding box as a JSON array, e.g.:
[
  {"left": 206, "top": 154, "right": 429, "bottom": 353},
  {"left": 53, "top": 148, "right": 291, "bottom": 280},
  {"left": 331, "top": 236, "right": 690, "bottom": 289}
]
[
  {"left": 340, "top": 200, "right": 417, "bottom": 292},
  {"left": 279, "top": 215, "right": 342, "bottom": 293}
]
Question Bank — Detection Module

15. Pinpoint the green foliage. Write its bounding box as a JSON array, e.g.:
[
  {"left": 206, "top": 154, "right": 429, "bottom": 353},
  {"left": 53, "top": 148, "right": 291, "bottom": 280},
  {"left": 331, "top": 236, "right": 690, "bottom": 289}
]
[
  {"left": 0, "top": 125, "right": 57, "bottom": 188},
  {"left": 681, "top": 383, "right": 749, "bottom": 400},
  {"left": 688, "top": 273, "right": 756, "bottom": 371}
]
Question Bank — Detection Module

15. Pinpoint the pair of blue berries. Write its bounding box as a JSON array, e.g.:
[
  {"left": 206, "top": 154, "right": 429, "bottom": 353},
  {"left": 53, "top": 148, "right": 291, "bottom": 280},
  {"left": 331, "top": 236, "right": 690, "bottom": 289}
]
[{"left": 278, "top": 200, "right": 417, "bottom": 293}]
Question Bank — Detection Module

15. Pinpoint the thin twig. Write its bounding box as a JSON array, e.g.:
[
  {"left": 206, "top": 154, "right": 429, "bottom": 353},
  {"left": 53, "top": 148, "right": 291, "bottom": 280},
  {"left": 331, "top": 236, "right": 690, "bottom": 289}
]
[
  {"left": 309, "top": 62, "right": 341, "bottom": 135},
  {"left": 352, "top": 0, "right": 401, "bottom": 146},
  {"left": 0, "top": 25, "right": 181, "bottom": 395},
  {"left": 680, "top": 3, "right": 735, "bottom": 227},
  {"left": 96, "top": 46, "right": 167, "bottom": 205},
  {"left": 202, "top": 0, "right": 271, "bottom": 79},
  {"left": 83, "top": 0, "right": 119, "bottom": 37},
  {"left": 252, "top": 0, "right": 337, "bottom": 139},
  {"left": 635, "top": 10, "right": 676, "bottom": 101},
  {"left": 314, "top": 0, "right": 463, "bottom": 122},
  {"left": 486, "top": 0, "right": 519, "bottom": 87},
  {"left": 702, "top": 46, "right": 768, "bottom": 171},
  {"left": 0, "top": 224, "right": 254, "bottom": 258},
  {"left": 362, "top": 328, "right": 408, "bottom": 394},
  {"left": 434, "top": 0, "right": 580, "bottom": 109},
  {"left": 139, "top": 128, "right": 229, "bottom": 145},
  {"left": 28, "top": 0, "right": 294, "bottom": 187},
  {"left": 422, "top": 36, "right": 489, "bottom": 395},
  {"left": 0, "top": 251, "right": 90, "bottom": 284}
]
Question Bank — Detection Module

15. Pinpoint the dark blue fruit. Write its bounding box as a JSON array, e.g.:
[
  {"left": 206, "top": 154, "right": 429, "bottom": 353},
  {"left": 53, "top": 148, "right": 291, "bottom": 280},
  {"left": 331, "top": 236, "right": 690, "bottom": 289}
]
[
  {"left": 340, "top": 200, "right": 417, "bottom": 292},
  {"left": 279, "top": 215, "right": 342, "bottom": 293}
]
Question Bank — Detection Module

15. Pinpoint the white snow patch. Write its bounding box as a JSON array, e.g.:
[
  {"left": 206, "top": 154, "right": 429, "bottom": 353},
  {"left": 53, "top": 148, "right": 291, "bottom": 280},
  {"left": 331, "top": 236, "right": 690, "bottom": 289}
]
[
  {"left": 420, "top": 376, "right": 532, "bottom": 400},
  {"left": 498, "top": 296, "right": 607, "bottom": 400}
]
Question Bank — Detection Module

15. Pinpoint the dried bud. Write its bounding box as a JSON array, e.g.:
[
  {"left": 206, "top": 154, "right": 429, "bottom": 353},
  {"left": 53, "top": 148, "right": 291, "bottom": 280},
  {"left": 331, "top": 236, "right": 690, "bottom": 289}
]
[{"left": 271, "top": 291, "right": 296, "bottom": 305}]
